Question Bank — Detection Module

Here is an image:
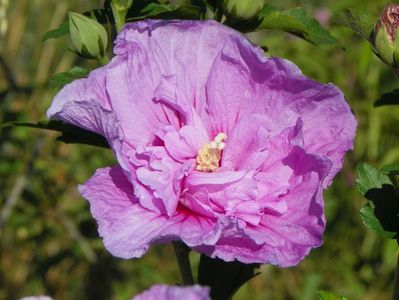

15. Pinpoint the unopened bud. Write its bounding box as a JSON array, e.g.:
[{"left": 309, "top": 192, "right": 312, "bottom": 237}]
[
  {"left": 223, "top": 0, "right": 266, "bottom": 21},
  {"left": 68, "top": 12, "right": 109, "bottom": 60},
  {"left": 372, "top": 4, "right": 399, "bottom": 67}
]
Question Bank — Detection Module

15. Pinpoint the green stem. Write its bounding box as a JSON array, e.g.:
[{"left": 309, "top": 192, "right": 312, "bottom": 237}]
[{"left": 172, "top": 241, "right": 194, "bottom": 285}]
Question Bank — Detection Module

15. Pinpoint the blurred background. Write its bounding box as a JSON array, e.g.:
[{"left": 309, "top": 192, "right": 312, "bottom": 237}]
[{"left": 1, "top": 0, "right": 398, "bottom": 299}]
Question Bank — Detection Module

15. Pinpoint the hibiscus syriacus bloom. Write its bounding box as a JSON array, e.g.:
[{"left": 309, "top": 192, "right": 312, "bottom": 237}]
[
  {"left": 47, "top": 20, "right": 356, "bottom": 266},
  {"left": 132, "top": 285, "right": 210, "bottom": 300}
]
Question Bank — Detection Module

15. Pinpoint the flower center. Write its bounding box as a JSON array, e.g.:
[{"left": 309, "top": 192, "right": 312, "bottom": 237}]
[{"left": 196, "top": 132, "right": 227, "bottom": 172}]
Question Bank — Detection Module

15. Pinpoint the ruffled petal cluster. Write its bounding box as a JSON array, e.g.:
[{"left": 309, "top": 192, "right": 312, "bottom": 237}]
[{"left": 48, "top": 20, "right": 356, "bottom": 266}]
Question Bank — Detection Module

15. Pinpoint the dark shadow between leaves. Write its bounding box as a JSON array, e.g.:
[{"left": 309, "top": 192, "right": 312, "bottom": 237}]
[
  {"left": 364, "top": 184, "right": 399, "bottom": 236},
  {"left": 374, "top": 89, "right": 399, "bottom": 107}
]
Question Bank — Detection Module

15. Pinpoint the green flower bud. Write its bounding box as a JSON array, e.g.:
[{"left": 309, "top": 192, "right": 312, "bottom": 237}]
[
  {"left": 372, "top": 4, "right": 399, "bottom": 67},
  {"left": 223, "top": 0, "right": 266, "bottom": 21},
  {"left": 68, "top": 12, "right": 109, "bottom": 60}
]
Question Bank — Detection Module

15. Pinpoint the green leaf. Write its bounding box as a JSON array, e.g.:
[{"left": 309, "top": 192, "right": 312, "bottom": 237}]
[
  {"left": 356, "top": 163, "right": 392, "bottom": 195},
  {"left": 356, "top": 163, "right": 399, "bottom": 239},
  {"left": 49, "top": 67, "right": 90, "bottom": 90},
  {"left": 334, "top": 8, "right": 374, "bottom": 41},
  {"left": 2, "top": 121, "right": 109, "bottom": 148},
  {"left": 360, "top": 205, "right": 396, "bottom": 238},
  {"left": 42, "top": 21, "right": 69, "bottom": 41},
  {"left": 317, "top": 290, "right": 348, "bottom": 300},
  {"left": 257, "top": 6, "right": 339, "bottom": 45},
  {"left": 198, "top": 255, "right": 260, "bottom": 300},
  {"left": 128, "top": 3, "right": 201, "bottom": 21},
  {"left": 140, "top": 3, "right": 173, "bottom": 16}
]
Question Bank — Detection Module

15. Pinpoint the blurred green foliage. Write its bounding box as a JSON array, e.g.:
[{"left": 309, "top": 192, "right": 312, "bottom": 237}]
[{"left": 1, "top": 0, "right": 398, "bottom": 299}]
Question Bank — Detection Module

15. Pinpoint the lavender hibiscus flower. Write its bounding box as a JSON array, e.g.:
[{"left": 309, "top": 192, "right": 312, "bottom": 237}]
[
  {"left": 132, "top": 285, "right": 210, "bottom": 300},
  {"left": 47, "top": 20, "right": 356, "bottom": 266}
]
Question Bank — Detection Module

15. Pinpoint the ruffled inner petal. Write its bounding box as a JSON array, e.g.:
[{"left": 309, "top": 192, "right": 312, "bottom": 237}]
[
  {"left": 160, "top": 125, "right": 209, "bottom": 163},
  {"left": 134, "top": 145, "right": 195, "bottom": 216},
  {"left": 79, "top": 166, "right": 220, "bottom": 259}
]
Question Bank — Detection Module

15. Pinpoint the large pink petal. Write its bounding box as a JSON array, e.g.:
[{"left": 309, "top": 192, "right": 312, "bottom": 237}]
[
  {"left": 115, "top": 20, "right": 243, "bottom": 114},
  {"left": 46, "top": 68, "right": 119, "bottom": 144},
  {"left": 203, "top": 36, "right": 266, "bottom": 135},
  {"left": 258, "top": 57, "right": 357, "bottom": 185},
  {"left": 104, "top": 55, "right": 177, "bottom": 146}
]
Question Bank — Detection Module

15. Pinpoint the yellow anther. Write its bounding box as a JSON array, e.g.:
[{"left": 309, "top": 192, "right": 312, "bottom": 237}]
[{"left": 195, "top": 132, "right": 227, "bottom": 172}]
